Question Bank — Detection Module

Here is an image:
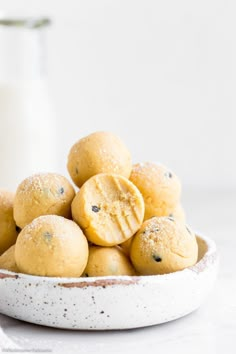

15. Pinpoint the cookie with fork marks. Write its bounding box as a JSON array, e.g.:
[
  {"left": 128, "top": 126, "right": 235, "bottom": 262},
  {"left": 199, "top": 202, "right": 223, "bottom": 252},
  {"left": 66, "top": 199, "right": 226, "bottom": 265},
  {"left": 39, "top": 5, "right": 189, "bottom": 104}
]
[{"left": 72, "top": 173, "right": 144, "bottom": 246}]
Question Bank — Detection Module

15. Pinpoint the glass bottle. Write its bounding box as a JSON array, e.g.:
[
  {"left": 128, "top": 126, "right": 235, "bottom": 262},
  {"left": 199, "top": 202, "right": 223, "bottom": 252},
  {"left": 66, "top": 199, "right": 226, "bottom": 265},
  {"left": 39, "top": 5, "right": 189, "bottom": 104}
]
[{"left": 0, "top": 16, "right": 57, "bottom": 192}]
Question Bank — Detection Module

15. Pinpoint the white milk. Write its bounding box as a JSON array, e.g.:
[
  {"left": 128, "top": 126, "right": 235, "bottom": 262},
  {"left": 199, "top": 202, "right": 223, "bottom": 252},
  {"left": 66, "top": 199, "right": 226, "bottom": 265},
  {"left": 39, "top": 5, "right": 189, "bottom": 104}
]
[
  {"left": 0, "top": 80, "right": 57, "bottom": 191},
  {"left": 0, "top": 17, "right": 57, "bottom": 192}
]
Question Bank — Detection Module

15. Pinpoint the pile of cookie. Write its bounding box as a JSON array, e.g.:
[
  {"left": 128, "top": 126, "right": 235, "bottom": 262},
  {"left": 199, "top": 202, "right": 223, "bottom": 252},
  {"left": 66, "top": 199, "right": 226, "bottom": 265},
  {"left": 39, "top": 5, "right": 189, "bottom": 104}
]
[{"left": 0, "top": 132, "right": 198, "bottom": 277}]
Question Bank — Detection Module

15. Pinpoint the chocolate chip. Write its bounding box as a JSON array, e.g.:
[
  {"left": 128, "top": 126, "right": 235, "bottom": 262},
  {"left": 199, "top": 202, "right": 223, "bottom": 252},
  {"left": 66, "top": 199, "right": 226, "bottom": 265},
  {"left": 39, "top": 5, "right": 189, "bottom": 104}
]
[
  {"left": 186, "top": 226, "right": 192, "bottom": 234},
  {"left": 43, "top": 231, "right": 52, "bottom": 241},
  {"left": 84, "top": 273, "right": 89, "bottom": 277},
  {"left": 143, "top": 227, "right": 159, "bottom": 234},
  {"left": 165, "top": 171, "right": 173, "bottom": 178},
  {"left": 152, "top": 227, "right": 159, "bottom": 232},
  {"left": 15, "top": 225, "right": 21, "bottom": 233},
  {"left": 153, "top": 254, "right": 162, "bottom": 262},
  {"left": 92, "top": 205, "right": 100, "bottom": 213},
  {"left": 59, "top": 187, "right": 64, "bottom": 194}
]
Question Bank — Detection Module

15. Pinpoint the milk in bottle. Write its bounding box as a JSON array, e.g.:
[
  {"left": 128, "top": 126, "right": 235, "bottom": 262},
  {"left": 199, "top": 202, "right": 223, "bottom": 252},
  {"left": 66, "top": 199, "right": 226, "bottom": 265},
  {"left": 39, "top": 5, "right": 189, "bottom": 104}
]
[{"left": 0, "top": 17, "right": 57, "bottom": 191}]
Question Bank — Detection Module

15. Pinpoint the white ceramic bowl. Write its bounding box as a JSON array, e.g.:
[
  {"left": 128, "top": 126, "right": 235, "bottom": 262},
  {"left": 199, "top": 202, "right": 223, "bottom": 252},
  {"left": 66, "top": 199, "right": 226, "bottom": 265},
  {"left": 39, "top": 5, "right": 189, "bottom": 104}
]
[{"left": 0, "top": 233, "right": 218, "bottom": 330}]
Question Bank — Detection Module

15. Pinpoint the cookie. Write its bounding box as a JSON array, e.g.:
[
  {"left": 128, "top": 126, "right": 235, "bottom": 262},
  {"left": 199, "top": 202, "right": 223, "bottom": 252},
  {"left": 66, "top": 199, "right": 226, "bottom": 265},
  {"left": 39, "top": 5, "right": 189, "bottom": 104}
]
[
  {"left": 72, "top": 173, "right": 144, "bottom": 246},
  {"left": 119, "top": 237, "right": 134, "bottom": 256},
  {"left": 121, "top": 204, "right": 186, "bottom": 256},
  {"left": 67, "top": 131, "right": 132, "bottom": 188},
  {"left": 0, "top": 245, "right": 19, "bottom": 273},
  {"left": 15, "top": 215, "right": 89, "bottom": 277},
  {"left": 130, "top": 216, "right": 198, "bottom": 275},
  {"left": 0, "top": 190, "right": 18, "bottom": 255},
  {"left": 14, "top": 173, "right": 75, "bottom": 229},
  {"left": 129, "top": 162, "right": 181, "bottom": 220},
  {"left": 83, "top": 246, "right": 135, "bottom": 277},
  {"left": 168, "top": 204, "right": 186, "bottom": 223}
]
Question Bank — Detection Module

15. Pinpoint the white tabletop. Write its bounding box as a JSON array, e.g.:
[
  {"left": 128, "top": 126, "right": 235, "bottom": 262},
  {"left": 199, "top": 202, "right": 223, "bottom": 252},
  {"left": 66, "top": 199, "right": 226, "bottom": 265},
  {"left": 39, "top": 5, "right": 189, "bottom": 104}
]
[{"left": 0, "top": 189, "right": 235, "bottom": 354}]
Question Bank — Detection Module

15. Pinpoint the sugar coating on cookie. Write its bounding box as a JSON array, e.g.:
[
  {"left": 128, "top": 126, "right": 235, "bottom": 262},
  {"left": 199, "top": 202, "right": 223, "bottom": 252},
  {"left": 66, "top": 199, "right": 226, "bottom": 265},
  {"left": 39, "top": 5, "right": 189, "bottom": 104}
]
[
  {"left": 130, "top": 216, "right": 198, "bottom": 275},
  {"left": 130, "top": 162, "right": 181, "bottom": 220},
  {"left": 15, "top": 215, "right": 88, "bottom": 277},
  {"left": 67, "top": 131, "right": 132, "bottom": 188},
  {"left": 0, "top": 245, "right": 19, "bottom": 273},
  {"left": 121, "top": 204, "right": 186, "bottom": 257},
  {"left": 0, "top": 190, "right": 18, "bottom": 255},
  {"left": 72, "top": 173, "right": 145, "bottom": 246},
  {"left": 14, "top": 173, "right": 75, "bottom": 229},
  {"left": 83, "top": 246, "right": 136, "bottom": 277}
]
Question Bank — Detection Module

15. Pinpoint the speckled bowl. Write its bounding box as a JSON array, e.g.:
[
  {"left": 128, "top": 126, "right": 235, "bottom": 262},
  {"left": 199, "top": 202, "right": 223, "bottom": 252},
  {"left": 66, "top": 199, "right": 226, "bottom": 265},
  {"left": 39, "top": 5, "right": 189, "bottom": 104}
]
[{"left": 0, "top": 233, "right": 218, "bottom": 330}]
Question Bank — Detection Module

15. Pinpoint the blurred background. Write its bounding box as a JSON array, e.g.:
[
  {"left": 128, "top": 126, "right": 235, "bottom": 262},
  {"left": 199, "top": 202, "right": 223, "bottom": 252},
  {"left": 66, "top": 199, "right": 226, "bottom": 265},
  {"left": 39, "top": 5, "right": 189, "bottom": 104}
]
[{"left": 0, "top": 0, "right": 235, "bottom": 235}]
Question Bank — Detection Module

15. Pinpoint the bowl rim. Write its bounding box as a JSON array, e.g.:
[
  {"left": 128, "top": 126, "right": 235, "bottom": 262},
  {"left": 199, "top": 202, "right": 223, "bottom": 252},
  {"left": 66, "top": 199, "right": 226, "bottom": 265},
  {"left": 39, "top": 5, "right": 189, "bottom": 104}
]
[{"left": 0, "top": 232, "right": 218, "bottom": 286}]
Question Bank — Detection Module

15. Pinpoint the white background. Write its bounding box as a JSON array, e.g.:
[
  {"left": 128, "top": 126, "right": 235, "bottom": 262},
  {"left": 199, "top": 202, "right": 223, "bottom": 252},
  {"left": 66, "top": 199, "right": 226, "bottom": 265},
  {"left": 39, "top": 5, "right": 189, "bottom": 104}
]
[
  {"left": 0, "top": 2, "right": 236, "bottom": 352},
  {"left": 0, "top": 0, "right": 235, "bottom": 191}
]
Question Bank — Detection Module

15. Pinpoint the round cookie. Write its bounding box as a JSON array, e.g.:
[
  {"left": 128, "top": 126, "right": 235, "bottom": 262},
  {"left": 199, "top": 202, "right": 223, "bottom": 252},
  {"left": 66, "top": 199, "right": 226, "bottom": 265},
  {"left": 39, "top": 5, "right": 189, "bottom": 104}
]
[
  {"left": 14, "top": 173, "right": 75, "bottom": 229},
  {"left": 0, "top": 245, "right": 19, "bottom": 273},
  {"left": 148, "top": 204, "right": 186, "bottom": 223},
  {"left": 119, "top": 237, "right": 134, "bottom": 256},
  {"left": 72, "top": 173, "right": 145, "bottom": 246},
  {"left": 0, "top": 190, "right": 18, "bottom": 255},
  {"left": 168, "top": 204, "right": 186, "bottom": 224},
  {"left": 83, "top": 246, "right": 136, "bottom": 277},
  {"left": 129, "top": 162, "right": 181, "bottom": 220},
  {"left": 15, "top": 215, "right": 88, "bottom": 277},
  {"left": 130, "top": 216, "right": 198, "bottom": 275},
  {"left": 67, "top": 131, "right": 132, "bottom": 188}
]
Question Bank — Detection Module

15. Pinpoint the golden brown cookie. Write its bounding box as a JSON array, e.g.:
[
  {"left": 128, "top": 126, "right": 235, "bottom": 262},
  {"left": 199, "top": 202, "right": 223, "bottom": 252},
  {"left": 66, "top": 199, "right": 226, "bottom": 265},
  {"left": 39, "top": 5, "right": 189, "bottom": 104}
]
[
  {"left": 15, "top": 215, "right": 89, "bottom": 277},
  {"left": 14, "top": 173, "right": 75, "bottom": 229},
  {"left": 129, "top": 162, "right": 181, "bottom": 220},
  {"left": 119, "top": 204, "right": 186, "bottom": 256},
  {"left": 119, "top": 237, "right": 134, "bottom": 256},
  {"left": 72, "top": 173, "right": 145, "bottom": 246},
  {"left": 130, "top": 216, "right": 198, "bottom": 275},
  {"left": 168, "top": 204, "right": 186, "bottom": 224},
  {"left": 67, "top": 131, "right": 132, "bottom": 188},
  {"left": 0, "top": 190, "right": 18, "bottom": 255},
  {"left": 0, "top": 245, "right": 19, "bottom": 272},
  {"left": 83, "top": 246, "right": 136, "bottom": 277}
]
